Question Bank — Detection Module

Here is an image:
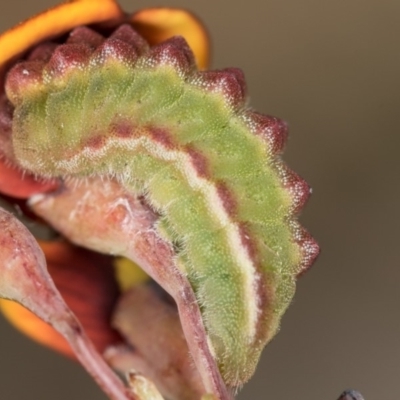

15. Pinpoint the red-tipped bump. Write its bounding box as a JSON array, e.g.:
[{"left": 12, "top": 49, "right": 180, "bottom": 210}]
[
  {"left": 193, "top": 68, "right": 247, "bottom": 109},
  {"left": 293, "top": 226, "right": 320, "bottom": 276},
  {"left": 5, "top": 61, "right": 44, "bottom": 104},
  {"left": 146, "top": 36, "right": 196, "bottom": 76},
  {"left": 67, "top": 27, "right": 105, "bottom": 50},
  {"left": 110, "top": 25, "right": 149, "bottom": 55},
  {"left": 280, "top": 166, "right": 311, "bottom": 213},
  {"left": 44, "top": 43, "right": 92, "bottom": 79},
  {"left": 91, "top": 38, "right": 141, "bottom": 66},
  {"left": 27, "top": 42, "right": 59, "bottom": 63},
  {"left": 245, "top": 111, "right": 288, "bottom": 154}
]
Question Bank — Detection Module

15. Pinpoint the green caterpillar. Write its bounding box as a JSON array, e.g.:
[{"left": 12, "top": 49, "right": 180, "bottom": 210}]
[{"left": 5, "top": 24, "right": 318, "bottom": 385}]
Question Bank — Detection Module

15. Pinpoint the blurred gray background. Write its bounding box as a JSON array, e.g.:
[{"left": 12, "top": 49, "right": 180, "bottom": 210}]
[{"left": 1, "top": 0, "right": 399, "bottom": 399}]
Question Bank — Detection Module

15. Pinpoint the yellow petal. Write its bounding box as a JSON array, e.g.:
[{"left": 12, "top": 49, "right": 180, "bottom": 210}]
[
  {"left": 130, "top": 8, "right": 210, "bottom": 70},
  {"left": 0, "top": 0, "right": 123, "bottom": 70},
  {"left": 114, "top": 257, "right": 150, "bottom": 292}
]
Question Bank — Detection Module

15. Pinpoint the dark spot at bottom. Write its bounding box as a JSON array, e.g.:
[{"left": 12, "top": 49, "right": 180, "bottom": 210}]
[{"left": 337, "top": 390, "right": 365, "bottom": 400}]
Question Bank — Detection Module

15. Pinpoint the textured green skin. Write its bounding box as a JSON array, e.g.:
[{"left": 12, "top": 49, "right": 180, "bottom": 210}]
[{"left": 10, "top": 57, "right": 302, "bottom": 384}]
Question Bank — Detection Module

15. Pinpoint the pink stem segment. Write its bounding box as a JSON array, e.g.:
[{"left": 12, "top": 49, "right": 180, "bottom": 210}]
[{"left": 0, "top": 208, "right": 137, "bottom": 400}]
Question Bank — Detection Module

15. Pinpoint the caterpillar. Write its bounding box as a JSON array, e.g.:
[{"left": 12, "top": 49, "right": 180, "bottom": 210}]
[{"left": 4, "top": 23, "right": 319, "bottom": 386}]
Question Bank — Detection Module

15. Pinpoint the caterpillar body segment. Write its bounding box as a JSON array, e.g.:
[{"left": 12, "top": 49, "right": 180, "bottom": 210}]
[{"left": 4, "top": 24, "right": 319, "bottom": 385}]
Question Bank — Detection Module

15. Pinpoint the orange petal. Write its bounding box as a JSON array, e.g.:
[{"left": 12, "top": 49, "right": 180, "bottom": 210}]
[
  {"left": 130, "top": 8, "right": 210, "bottom": 70},
  {"left": 0, "top": 298, "right": 74, "bottom": 358},
  {"left": 0, "top": 0, "right": 123, "bottom": 71},
  {"left": 0, "top": 240, "right": 122, "bottom": 358}
]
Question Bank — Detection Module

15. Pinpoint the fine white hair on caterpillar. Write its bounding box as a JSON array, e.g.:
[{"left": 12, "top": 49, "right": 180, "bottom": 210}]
[{"left": 3, "top": 22, "right": 319, "bottom": 388}]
